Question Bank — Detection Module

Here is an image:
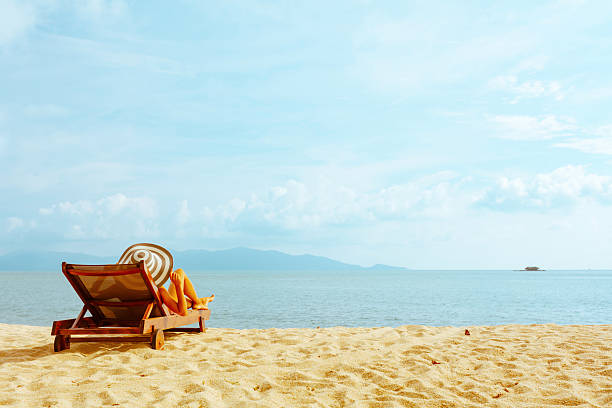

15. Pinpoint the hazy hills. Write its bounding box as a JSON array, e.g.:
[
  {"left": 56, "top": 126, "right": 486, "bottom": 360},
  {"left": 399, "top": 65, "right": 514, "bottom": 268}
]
[{"left": 0, "top": 247, "right": 407, "bottom": 272}]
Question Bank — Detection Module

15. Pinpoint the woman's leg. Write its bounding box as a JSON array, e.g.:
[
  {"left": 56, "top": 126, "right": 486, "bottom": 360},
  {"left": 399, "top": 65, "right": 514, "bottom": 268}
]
[
  {"left": 167, "top": 281, "right": 192, "bottom": 307},
  {"left": 163, "top": 268, "right": 189, "bottom": 315},
  {"left": 158, "top": 286, "right": 183, "bottom": 315},
  {"left": 169, "top": 269, "right": 215, "bottom": 310}
]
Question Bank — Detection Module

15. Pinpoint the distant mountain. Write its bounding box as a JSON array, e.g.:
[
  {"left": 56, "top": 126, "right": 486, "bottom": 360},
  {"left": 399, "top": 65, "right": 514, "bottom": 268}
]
[
  {"left": 0, "top": 247, "right": 407, "bottom": 272},
  {"left": 0, "top": 250, "right": 115, "bottom": 271},
  {"left": 173, "top": 247, "right": 407, "bottom": 272}
]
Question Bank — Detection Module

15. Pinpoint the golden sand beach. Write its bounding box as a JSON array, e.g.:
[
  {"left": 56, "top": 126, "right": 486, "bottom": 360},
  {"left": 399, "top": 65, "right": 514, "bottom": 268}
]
[{"left": 1, "top": 323, "right": 610, "bottom": 407}]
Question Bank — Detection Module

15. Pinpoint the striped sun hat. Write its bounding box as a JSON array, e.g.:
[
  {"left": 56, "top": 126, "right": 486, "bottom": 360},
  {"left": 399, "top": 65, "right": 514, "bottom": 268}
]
[{"left": 117, "top": 243, "right": 173, "bottom": 287}]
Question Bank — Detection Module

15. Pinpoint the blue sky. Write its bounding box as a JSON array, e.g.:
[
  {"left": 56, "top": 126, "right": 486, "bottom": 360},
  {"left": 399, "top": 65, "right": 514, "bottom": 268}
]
[{"left": 2, "top": 0, "right": 612, "bottom": 268}]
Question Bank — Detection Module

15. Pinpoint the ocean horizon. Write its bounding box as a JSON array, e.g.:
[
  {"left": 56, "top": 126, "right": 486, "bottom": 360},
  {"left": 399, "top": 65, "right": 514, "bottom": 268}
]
[{"left": 3, "top": 269, "right": 611, "bottom": 328}]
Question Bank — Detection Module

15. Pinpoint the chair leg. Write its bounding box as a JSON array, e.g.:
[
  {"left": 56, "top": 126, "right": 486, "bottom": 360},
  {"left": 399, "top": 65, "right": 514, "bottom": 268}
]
[
  {"left": 151, "top": 329, "right": 164, "bottom": 350},
  {"left": 54, "top": 335, "right": 70, "bottom": 352},
  {"left": 198, "top": 316, "right": 205, "bottom": 333}
]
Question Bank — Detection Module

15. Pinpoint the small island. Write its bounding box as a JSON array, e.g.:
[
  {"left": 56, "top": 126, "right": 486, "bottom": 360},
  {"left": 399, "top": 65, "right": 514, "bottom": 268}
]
[{"left": 522, "top": 266, "right": 546, "bottom": 271}]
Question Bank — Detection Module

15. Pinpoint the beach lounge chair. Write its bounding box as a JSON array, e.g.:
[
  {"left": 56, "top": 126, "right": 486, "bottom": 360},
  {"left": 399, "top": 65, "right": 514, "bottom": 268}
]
[{"left": 51, "top": 262, "right": 210, "bottom": 351}]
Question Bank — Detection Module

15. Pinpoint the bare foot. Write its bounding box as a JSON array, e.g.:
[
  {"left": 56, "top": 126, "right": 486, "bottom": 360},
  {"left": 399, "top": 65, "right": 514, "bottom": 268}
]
[{"left": 193, "top": 294, "right": 215, "bottom": 310}]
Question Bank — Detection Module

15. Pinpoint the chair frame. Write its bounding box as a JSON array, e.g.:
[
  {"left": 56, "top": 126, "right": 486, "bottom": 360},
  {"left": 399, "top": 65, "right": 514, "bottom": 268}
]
[{"left": 51, "top": 261, "right": 210, "bottom": 351}]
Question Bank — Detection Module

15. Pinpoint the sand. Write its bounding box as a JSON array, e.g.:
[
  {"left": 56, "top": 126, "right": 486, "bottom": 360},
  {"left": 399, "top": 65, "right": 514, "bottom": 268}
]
[{"left": 0, "top": 323, "right": 610, "bottom": 407}]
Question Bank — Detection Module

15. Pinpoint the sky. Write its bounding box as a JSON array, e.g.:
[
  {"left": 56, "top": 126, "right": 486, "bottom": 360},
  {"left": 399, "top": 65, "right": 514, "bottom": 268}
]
[{"left": 2, "top": 0, "right": 612, "bottom": 268}]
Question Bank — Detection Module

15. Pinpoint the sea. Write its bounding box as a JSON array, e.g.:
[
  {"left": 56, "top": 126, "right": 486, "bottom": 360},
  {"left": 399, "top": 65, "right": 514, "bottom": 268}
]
[{"left": 2, "top": 269, "right": 611, "bottom": 328}]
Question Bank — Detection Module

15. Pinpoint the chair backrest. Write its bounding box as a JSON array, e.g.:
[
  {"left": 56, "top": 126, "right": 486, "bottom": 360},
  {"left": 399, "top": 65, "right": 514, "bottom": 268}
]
[{"left": 62, "top": 262, "right": 168, "bottom": 323}]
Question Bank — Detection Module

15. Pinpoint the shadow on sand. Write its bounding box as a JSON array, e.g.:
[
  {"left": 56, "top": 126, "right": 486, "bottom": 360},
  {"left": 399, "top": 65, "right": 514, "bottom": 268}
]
[{"left": 0, "top": 332, "right": 187, "bottom": 364}]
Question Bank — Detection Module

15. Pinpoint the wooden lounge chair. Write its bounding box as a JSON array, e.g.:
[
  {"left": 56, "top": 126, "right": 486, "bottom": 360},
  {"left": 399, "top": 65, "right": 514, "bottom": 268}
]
[{"left": 51, "top": 262, "right": 210, "bottom": 351}]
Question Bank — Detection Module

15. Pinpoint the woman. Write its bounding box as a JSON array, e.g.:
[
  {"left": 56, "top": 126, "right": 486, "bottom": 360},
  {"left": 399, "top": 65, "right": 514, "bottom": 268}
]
[
  {"left": 118, "top": 243, "right": 214, "bottom": 316},
  {"left": 159, "top": 267, "right": 215, "bottom": 316}
]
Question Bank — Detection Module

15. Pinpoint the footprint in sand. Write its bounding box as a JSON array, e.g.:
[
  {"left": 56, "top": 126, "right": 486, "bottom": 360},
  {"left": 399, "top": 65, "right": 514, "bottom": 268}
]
[
  {"left": 253, "top": 382, "right": 272, "bottom": 392},
  {"left": 183, "top": 383, "right": 205, "bottom": 394}
]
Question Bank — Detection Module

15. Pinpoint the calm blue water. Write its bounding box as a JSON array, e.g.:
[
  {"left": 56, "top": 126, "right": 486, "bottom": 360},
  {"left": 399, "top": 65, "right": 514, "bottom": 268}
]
[{"left": 1, "top": 270, "right": 611, "bottom": 328}]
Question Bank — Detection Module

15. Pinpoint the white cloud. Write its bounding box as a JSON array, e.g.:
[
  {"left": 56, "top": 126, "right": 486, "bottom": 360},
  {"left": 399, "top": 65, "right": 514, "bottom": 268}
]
[
  {"left": 478, "top": 165, "right": 612, "bottom": 210},
  {"left": 57, "top": 200, "right": 95, "bottom": 216},
  {"left": 98, "top": 194, "right": 157, "bottom": 218},
  {"left": 12, "top": 170, "right": 612, "bottom": 268},
  {"left": 39, "top": 195, "right": 157, "bottom": 218},
  {"left": 511, "top": 55, "right": 549, "bottom": 73},
  {"left": 177, "top": 200, "right": 190, "bottom": 225},
  {"left": 489, "top": 114, "right": 577, "bottom": 140},
  {"left": 488, "top": 75, "right": 563, "bottom": 103},
  {"left": 555, "top": 138, "right": 612, "bottom": 155},
  {"left": 0, "top": 0, "right": 35, "bottom": 46},
  {"left": 4, "top": 216, "right": 36, "bottom": 233},
  {"left": 194, "top": 174, "right": 473, "bottom": 236},
  {"left": 69, "top": 224, "right": 85, "bottom": 238},
  {"left": 38, "top": 207, "right": 53, "bottom": 216},
  {"left": 5, "top": 216, "right": 24, "bottom": 232},
  {"left": 554, "top": 125, "right": 612, "bottom": 155},
  {"left": 38, "top": 194, "right": 157, "bottom": 219},
  {"left": 595, "top": 125, "right": 612, "bottom": 137},
  {"left": 37, "top": 193, "right": 159, "bottom": 239}
]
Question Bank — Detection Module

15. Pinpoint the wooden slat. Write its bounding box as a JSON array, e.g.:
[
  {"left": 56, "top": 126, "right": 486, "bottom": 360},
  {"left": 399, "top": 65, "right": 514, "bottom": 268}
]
[
  {"left": 66, "top": 264, "right": 139, "bottom": 268},
  {"left": 99, "top": 320, "right": 141, "bottom": 327},
  {"left": 74, "top": 317, "right": 98, "bottom": 327},
  {"left": 70, "top": 336, "right": 150, "bottom": 343},
  {"left": 90, "top": 300, "right": 152, "bottom": 307},
  {"left": 62, "top": 262, "right": 104, "bottom": 323},
  {"left": 68, "top": 268, "right": 141, "bottom": 276},
  {"left": 142, "top": 302, "right": 155, "bottom": 320},
  {"left": 137, "top": 263, "right": 168, "bottom": 317},
  {"left": 140, "top": 309, "right": 210, "bottom": 334},
  {"left": 165, "top": 327, "right": 202, "bottom": 333},
  {"left": 58, "top": 327, "right": 142, "bottom": 335},
  {"left": 70, "top": 305, "right": 88, "bottom": 329},
  {"left": 51, "top": 318, "right": 76, "bottom": 335}
]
